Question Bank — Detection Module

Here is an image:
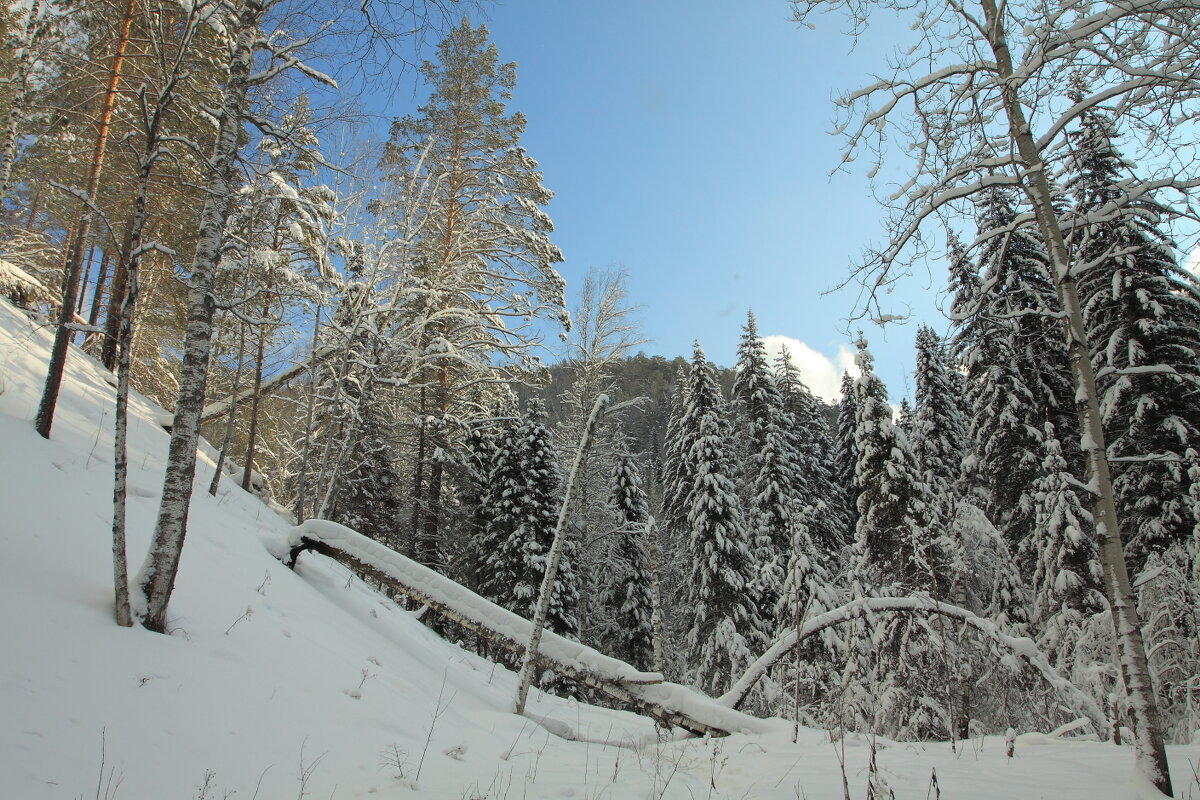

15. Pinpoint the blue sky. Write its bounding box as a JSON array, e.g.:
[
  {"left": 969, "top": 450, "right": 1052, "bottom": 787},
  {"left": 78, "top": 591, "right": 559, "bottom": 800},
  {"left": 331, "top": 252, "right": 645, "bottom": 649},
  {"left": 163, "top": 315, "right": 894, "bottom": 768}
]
[{"left": 383, "top": 0, "right": 950, "bottom": 402}]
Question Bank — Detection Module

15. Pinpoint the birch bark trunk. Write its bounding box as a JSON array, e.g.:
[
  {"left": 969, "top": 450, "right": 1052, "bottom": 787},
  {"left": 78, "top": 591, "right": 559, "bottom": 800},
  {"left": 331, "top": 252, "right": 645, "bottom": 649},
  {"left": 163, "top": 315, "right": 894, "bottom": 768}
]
[
  {"left": 980, "top": 1, "right": 1171, "bottom": 792},
  {"left": 138, "top": 0, "right": 264, "bottom": 633},
  {"left": 515, "top": 393, "right": 609, "bottom": 715}
]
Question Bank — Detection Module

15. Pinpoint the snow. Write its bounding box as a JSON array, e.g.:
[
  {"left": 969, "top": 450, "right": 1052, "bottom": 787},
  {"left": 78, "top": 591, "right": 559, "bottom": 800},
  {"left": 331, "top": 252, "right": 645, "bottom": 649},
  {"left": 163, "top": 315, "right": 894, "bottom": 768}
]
[{"left": 2, "top": 294, "right": 1200, "bottom": 798}]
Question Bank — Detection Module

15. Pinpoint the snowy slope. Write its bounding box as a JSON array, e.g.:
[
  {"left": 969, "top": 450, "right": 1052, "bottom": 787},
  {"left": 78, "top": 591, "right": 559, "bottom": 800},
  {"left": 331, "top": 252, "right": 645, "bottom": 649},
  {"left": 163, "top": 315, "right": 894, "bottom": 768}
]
[{"left": 1, "top": 297, "right": 1198, "bottom": 799}]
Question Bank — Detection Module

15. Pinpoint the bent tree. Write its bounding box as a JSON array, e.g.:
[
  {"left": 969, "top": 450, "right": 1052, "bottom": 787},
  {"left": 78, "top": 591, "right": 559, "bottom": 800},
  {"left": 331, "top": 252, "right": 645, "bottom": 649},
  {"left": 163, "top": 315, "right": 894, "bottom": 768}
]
[{"left": 792, "top": 0, "right": 1200, "bottom": 793}]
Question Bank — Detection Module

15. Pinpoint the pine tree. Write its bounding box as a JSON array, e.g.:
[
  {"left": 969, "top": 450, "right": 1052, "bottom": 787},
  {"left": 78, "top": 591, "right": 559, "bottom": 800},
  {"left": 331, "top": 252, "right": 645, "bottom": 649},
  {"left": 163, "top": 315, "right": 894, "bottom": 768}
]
[
  {"left": 681, "top": 342, "right": 760, "bottom": 695},
  {"left": 660, "top": 365, "right": 693, "bottom": 536},
  {"left": 851, "top": 337, "right": 939, "bottom": 594},
  {"left": 1064, "top": 103, "right": 1200, "bottom": 573},
  {"left": 952, "top": 193, "right": 1077, "bottom": 571},
  {"left": 909, "top": 326, "right": 968, "bottom": 601},
  {"left": 379, "top": 18, "right": 567, "bottom": 571},
  {"left": 834, "top": 370, "right": 860, "bottom": 539},
  {"left": 847, "top": 337, "right": 947, "bottom": 739}
]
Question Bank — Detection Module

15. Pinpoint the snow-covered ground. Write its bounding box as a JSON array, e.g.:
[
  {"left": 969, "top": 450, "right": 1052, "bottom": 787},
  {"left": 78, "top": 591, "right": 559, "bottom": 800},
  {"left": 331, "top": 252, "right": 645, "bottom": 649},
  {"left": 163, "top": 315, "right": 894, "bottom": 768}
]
[{"left": 2, "top": 297, "right": 1198, "bottom": 799}]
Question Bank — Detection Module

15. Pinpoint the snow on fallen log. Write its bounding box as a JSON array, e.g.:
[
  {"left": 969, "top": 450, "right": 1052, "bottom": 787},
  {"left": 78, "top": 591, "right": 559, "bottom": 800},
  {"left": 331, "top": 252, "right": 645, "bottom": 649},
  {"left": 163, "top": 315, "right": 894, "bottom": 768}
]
[
  {"left": 277, "top": 519, "right": 776, "bottom": 737},
  {"left": 281, "top": 519, "right": 661, "bottom": 685},
  {"left": 720, "top": 595, "right": 1109, "bottom": 737}
]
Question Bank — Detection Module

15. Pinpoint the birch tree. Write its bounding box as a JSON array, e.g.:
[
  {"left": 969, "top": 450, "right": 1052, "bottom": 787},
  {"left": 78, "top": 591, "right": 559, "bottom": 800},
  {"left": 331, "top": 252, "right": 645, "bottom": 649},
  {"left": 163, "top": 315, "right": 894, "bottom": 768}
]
[
  {"left": 790, "top": 1, "right": 1200, "bottom": 788},
  {"left": 137, "top": 0, "right": 448, "bottom": 634}
]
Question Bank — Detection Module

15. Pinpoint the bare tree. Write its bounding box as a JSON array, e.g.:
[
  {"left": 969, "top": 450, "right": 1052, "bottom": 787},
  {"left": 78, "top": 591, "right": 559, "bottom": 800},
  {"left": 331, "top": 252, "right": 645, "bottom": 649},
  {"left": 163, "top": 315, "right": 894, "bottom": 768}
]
[{"left": 792, "top": 0, "right": 1200, "bottom": 792}]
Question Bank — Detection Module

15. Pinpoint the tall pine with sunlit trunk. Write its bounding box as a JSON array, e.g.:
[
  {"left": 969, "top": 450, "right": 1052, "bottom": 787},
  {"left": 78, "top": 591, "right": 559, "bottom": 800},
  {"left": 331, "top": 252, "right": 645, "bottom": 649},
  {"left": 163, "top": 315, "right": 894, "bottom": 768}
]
[
  {"left": 379, "top": 18, "right": 567, "bottom": 573},
  {"left": 681, "top": 342, "right": 760, "bottom": 695},
  {"left": 731, "top": 311, "right": 800, "bottom": 634},
  {"left": 1064, "top": 105, "right": 1200, "bottom": 575}
]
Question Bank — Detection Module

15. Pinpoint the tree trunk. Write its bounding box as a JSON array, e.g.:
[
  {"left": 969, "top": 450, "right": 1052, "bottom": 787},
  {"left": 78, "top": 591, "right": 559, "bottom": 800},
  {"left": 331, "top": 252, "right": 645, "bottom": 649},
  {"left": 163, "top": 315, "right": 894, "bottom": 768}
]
[
  {"left": 35, "top": 0, "right": 137, "bottom": 438},
  {"left": 291, "top": 306, "right": 322, "bottom": 521},
  {"left": 981, "top": 2, "right": 1171, "bottom": 792},
  {"left": 101, "top": 220, "right": 137, "bottom": 371},
  {"left": 0, "top": 0, "right": 44, "bottom": 201},
  {"left": 137, "top": 2, "right": 262, "bottom": 634},
  {"left": 24, "top": 182, "right": 41, "bottom": 231},
  {"left": 85, "top": 248, "right": 110, "bottom": 334},
  {"left": 210, "top": 321, "right": 247, "bottom": 496},
  {"left": 76, "top": 246, "right": 96, "bottom": 315},
  {"left": 408, "top": 387, "right": 427, "bottom": 559},
  {"left": 241, "top": 320, "right": 267, "bottom": 493},
  {"left": 646, "top": 517, "right": 665, "bottom": 675},
  {"left": 515, "top": 393, "right": 610, "bottom": 715}
]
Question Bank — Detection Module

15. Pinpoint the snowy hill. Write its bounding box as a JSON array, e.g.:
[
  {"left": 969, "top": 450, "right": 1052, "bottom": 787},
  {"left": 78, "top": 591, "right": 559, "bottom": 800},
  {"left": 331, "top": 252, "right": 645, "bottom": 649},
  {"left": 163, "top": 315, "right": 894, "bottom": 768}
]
[{"left": 1, "top": 296, "right": 1197, "bottom": 799}]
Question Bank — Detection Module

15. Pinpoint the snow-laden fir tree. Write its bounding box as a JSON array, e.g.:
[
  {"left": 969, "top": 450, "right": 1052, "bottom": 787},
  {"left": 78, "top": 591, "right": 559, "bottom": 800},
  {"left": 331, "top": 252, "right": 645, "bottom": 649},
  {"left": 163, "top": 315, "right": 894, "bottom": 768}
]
[
  {"left": 950, "top": 198, "right": 1072, "bottom": 572},
  {"left": 1028, "top": 424, "right": 1106, "bottom": 680},
  {"left": 731, "top": 310, "right": 801, "bottom": 634},
  {"left": 681, "top": 342, "right": 762, "bottom": 695},
  {"left": 775, "top": 345, "right": 846, "bottom": 568},
  {"left": 660, "top": 364, "right": 693, "bottom": 537},
  {"left": 908, "top": 326, "right": 968, "bottom": 601},
  {"left": 593, "top": 454, "right": 657, "bottom": 671},
  {"left": 1134, "top": 449, "right": 1200, "bottom": 742},
  {"left": 846, "top": 336, "right": 948, "bottom": 739},
  {"left": 1063, "top": 101, "right": 1200, "bottom": 575},
  {"left": 484, "top": 400, "right": 578, "bottom": 639},
  {"left": 834, "top": 370, "right": 860, "bottom": 539},
  {"left": 851, "top": 338, "right": 940, "bottom": 594}
]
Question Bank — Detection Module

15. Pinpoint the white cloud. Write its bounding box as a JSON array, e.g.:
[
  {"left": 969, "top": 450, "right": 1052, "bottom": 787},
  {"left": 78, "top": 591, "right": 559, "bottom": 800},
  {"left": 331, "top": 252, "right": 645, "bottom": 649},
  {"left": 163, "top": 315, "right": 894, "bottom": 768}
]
[{"left": 760, "top": 334, "right": 859, "bottom": 404}]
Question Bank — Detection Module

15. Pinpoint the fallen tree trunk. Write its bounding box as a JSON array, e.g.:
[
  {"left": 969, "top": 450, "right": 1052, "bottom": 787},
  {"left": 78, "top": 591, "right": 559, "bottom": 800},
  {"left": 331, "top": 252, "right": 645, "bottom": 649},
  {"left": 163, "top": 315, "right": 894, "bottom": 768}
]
[
  {"left": 197, "top": 344, "right": 338, "bottom": 425},
  {"left": 279, "top": 519, "right": 771, "bottom": 738}
]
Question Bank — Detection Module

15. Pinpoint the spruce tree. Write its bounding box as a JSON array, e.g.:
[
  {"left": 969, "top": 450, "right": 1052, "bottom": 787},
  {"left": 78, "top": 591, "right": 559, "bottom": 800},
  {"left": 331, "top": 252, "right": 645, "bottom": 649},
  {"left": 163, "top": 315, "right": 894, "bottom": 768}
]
[
  {"left": 851, "top": 338, "right": 938, "bottom": 594},
  {"left": 776, "top": 346, "right": 846, "bottom": 567},
  {"left": 1065, "top": 104, "right": 1200, "bottom": 573},
  {"left": 485, "top": 400, "right": 578, "bottom": 638},
  {"left": 1028, "top": 425, "right": 1106, "bottom": 672},
  {"left": 595, "top": 455, "right": 657, "bottom": 671},
  {"left": 952, "top": 194, "right": 1077, "bottom": 570},
  {"left": 909, "top": 326, "right": 968, "bottom": 601},
  {"left": 834, "top": 370, "right": 860, "bottom": 539},
  {"left": 847, "top": 337, "right": 947, "bottom": 739},
  {"left": 681, "top": 342, "right": 760, "bottom": 694},
  {"left": 731, "top": 310, "right": 800, "bottom": 634}
]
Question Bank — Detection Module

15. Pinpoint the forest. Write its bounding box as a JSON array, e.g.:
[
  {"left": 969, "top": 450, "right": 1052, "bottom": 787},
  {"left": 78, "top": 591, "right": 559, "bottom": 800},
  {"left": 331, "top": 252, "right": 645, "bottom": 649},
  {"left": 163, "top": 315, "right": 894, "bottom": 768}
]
[{"left": 3, "top": 0, "right": 1200, "bottom": 796}]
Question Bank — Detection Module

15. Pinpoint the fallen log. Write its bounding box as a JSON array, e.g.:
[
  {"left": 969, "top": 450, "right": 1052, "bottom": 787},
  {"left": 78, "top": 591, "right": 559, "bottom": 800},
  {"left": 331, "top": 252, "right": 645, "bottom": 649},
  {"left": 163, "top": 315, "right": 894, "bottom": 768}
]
[{"left": 280, "top": 519, "right": 771, "bottom": 738}]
